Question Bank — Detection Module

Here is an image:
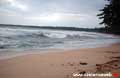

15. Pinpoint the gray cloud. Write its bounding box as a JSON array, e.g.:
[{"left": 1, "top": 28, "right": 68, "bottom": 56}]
[{"left": 0, "top": 0, "right": 106, "bottom": 28}]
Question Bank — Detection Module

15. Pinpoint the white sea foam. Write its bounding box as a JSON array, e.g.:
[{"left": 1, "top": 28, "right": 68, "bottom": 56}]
[{"left": 0, "top": 27, "right": 120, "bottom": 51}]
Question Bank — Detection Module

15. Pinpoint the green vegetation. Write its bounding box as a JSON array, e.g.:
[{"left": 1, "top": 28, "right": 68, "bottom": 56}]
[{"left": 97, "top": 0, "right": 120, "bottom": 35}]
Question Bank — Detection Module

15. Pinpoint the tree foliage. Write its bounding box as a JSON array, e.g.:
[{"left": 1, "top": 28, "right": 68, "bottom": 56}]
[{"left": 97, "top": 0, "right": 120, "bottom": 34}]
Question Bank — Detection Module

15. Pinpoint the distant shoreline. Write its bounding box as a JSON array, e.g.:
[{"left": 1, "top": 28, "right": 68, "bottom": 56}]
[{"left": 0, "top": 24, "right": 106, "bottom": 32}]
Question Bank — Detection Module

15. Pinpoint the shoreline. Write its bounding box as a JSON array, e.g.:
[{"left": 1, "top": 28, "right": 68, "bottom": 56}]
[
  {"left": 0, "top": 43, "right": 120, "bottom": 78},
  {"left": 0, "top": 43, "right": 119, "bottom": 60}
]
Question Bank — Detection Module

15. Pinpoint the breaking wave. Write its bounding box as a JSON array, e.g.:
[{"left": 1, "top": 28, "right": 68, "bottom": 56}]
[{"left": 0, "top": 27, "right": 120, "bottom": 50}]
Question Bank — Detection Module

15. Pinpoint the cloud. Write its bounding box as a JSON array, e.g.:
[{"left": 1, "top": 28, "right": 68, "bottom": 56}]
[
  {"left": 9, "top": 0, "right": 28, "bottom": 11},
  {"left": 0, "top": 0, "right": 28, "bottom": 11},
  {"left": 24, "top": 13, "right": 90, "bottom": 21},
  {"left": 0, "top": 0, "right": 106, "bottom": 28}
]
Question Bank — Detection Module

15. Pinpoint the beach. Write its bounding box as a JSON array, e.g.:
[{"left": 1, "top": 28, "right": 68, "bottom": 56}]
[
  {"left": 0, "top": 0, "right": 120, "bottom": 78},
  {"left": 0, "top": 43, "right": 120, "bottom": 78}
]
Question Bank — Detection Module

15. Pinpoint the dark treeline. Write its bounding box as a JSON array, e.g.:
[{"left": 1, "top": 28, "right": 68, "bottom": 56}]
[
  {"left": 0, "top": 24, "right": 105, "bottom": 32},
  {"left": 97, "top": 0, "right": 120, "bottom": 35}
]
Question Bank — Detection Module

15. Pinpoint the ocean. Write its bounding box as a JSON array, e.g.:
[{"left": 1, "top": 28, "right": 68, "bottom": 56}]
[{"left": 0, "top": 25, "right": 120, "bottom": 58}]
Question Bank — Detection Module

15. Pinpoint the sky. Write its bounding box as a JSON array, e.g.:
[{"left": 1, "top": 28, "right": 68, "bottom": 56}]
[{"left": 0, "top": 0, "right": 107, "bottom": 28}]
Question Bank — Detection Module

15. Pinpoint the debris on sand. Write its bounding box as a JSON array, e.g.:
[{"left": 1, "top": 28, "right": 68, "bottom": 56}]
[
  {"left": 80, "top": 62, "right": 88, "bottom": 65},
  {"left": 96, "top": 60, "right": 120, "bottom": 73}
]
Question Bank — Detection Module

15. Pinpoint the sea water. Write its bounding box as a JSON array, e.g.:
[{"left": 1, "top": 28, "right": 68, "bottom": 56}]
[{"left": 0, "top": 26, "right": 120, "bottom": 58}]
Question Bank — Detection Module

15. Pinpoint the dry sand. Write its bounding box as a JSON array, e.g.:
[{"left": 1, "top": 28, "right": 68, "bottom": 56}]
[{"left": 0, "top": 44, "right": 120, "bottom": 78}]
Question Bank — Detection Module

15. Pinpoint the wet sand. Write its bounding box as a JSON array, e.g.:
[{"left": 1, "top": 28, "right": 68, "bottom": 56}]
[{"left": 0, "top": 44, "right": 120, "bottom": 78}]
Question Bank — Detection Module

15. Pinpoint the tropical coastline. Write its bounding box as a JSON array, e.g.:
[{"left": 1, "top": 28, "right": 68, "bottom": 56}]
[{"left": 0, "top": 0, "right": 120, "bottom": 78}]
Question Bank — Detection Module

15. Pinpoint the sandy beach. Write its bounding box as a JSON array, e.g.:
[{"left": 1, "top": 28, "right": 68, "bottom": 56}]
[{"left": 0, "top": 44, "right": 120, "bottom": 78}]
